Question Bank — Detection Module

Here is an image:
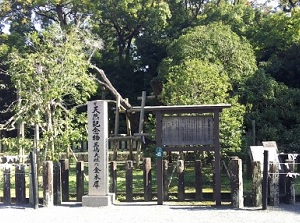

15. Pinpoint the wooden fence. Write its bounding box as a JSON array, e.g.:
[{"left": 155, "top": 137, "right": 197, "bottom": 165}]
[{"left": 1, "top": 154, "right": 299, "bottom": 208}]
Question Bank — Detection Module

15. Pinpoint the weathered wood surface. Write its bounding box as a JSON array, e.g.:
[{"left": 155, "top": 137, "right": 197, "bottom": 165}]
[
  {"left": 229, "top": 157, "right": 243, "bottom": 208},
  {"left": 3, "top": 166, "right": 11, "bottom": 204},
  {"left": 15, "top": 164, "right": 26, "bottom": 204},
  {"left": 195, "top": 160, "right": 203, "bottom": 201},
  {"left": 163, "top": 160, "right": 169, "bottom": 201},
  {"left": 43, "top": 161, "right": 53, "bottom": 207},
  {"left": 53, "top": 162, "right": 62, "bottom": 205},
  {"left": 60, "top": 159, "right": 69, "bottom": 202},
  {"left": 76, "top": 161, "right": 85, "bottom": 202},
  {"left": 110, "top": 161, "right": 117, "bottom": 195},
  {"left": 252, "top": 161, "right": 262, "bottom": 207},
  {"left": 143, "top": 158, "right": 152, "bottom": 201},
  {"left": 126, "top": 160, "right": 133, "bottom": 202},
  {"left": 177, "top": 160, "right": 185, "bottom": 201}
]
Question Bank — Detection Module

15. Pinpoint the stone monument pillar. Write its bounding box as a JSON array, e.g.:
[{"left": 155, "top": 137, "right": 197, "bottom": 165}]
[{"left": 82, "top": 100, "right": 114, "bottom": 207}]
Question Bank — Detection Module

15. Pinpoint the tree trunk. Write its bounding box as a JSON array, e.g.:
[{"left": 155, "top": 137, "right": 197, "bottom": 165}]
[{"left": 46, "top": 104, "right": 55, "bottom": 160}]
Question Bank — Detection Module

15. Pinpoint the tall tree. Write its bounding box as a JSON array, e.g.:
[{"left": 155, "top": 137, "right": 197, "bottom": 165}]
[
  {"left": 4, "top": 25, "right": 98, "bottom": 158},
  {"left": 158, "top": 23, "right": 257, "bottom": 153}
]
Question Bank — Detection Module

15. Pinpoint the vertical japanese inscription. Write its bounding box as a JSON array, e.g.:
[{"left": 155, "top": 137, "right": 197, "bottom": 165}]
[
  {"left": 162, "top": 116, "right": 214, "bottom": 146},
  {"left": 88, "top": 100, "right": 108, "bottom": 196},
  {"left": 91, "top": 102, "right": 101, "bottom": 189}
]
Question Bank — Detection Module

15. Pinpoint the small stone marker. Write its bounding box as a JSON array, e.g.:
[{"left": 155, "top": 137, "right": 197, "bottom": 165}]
[{"left": 82, "top": 100, "right": 114, "bottom": 207}]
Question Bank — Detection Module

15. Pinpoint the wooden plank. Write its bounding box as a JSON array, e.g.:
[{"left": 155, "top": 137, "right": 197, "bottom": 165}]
[
  {"left": 136, "top": 91, "right": 146, "bottom": 167},
  {"left": 214, "top": 110, "right": 221, "bottom": 206},
  {"left": 162, "top": 116, "right": 213, "bottom": 146}
]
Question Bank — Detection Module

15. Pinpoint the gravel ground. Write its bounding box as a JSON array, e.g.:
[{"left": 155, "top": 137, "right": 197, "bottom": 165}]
[{"left": 1, "top": 202, "right": 300, "bottom": 223}]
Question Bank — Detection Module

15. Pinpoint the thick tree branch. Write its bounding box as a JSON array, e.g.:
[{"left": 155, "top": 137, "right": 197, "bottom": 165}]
[{"left": 90, "top": 65, "right": 132, "bottom": 110}]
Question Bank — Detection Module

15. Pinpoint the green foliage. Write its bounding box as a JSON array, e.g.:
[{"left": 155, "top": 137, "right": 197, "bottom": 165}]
[
  {"left": 158, "top": 23, "right": 257, "bottom": 153},
  {"left": 244, "top": 70, "right": 300, "bottom": 152},
  {"left": 5, "top": 25, "right": 98, "bottom": 158},
  {"left": 162, "top": 23, "right": 257, "bottom": 91},
  {"left": 160, "top": 59, "right": 231, "bottom": 105},
  {"left": 0, "top": 137, "right": 33, "bottom": 154},
  {"left": 1, "top": 0, "right": 300, "bottom": 161},
  {"left": 200, "top": 2, "right": 261, "bottom": 37}
]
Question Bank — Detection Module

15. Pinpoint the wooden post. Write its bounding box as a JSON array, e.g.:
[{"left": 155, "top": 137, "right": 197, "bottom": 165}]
[
  {"left": 262, "top": 150, "right": 269, "bottom": 210},
  {"left": 136, "top": 91, "right": 146, "bottom": 167},
  {"left": 195, "top": 160, "right": 203, "bottom": 201},
  {"left": 3, "top": 166, "right": 11, "bottom": 204},
  {"left": 126, "top": 160, "right": 133, "bottom": 202},
  {"left": 60, "top": 159, "right": 69, "bottom": 202},
  {"left": 143, "top": 158, "right": 152, "bottom": 201},
  {"left": 76, "top": 161, "right": 85, "bottom": 202},
  {"left": 43, "top": 161, "right": 53, "bottom": 207},
  {"left": 53, "top": 162, "right": 62, "bottom": 205},
  {"left": 269, "top": 161, "right": 279, "bottom": 206},
  {"left": 15, "top": 164, "right": 26, "bottom": 204},
  {"left": 251, "top": 120, "right": 256, "bottom": 146},
  {"left": 177, "top": 160, "right": 185, "bottom": 201},
  {"left": 212, "top": 158, "right": 216, "bottom": 201},
  {"left": 113, "top": 95, "right": 120, "bottom": 161},
  {"left": 29, "top": 151, "right": 38, "bottom": 209},
  {"left": 213, "top": 110, "right": 221, "bottom": 206},
  {"left": 252, "top": 161, "right": 262, "bottom": 207},
  {"left": 125, "top": 98, "right": 133, "bottom": 160},
  {"left": 156, "top": 111, "right": 163, "bottom": 205},
  {"left": 110, "top": 161, "right": 117, "bottom": 195},
  {"left": 163, "top": 160, "right": 169, "bottom": 201},
  {"left": 229, "top": 157, "right": 244, "bottom": 208},
  {"left": 285, "top": 159, "right": 295, "bottom": 204}
]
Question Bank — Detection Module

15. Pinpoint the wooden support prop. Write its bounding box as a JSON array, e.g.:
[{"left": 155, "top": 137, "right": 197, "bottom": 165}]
[
  {"left": 229, "top": 157, "right": 244, "bottom": 208},
  {"left": 195, "top": 160, "right": 203, "bottom": 201},
  {"left": 285, "top": 159, "right": 296, "bottom": 204},
  {"left": 252, "top": 161, "right": 262, "bottom": 207},
  {"left": 53, "top": 162, "right": 62, "bottom": 205},
  {"left": 29, "top": 152, "right": 38, "bottom": 209},
  {"left": 136, "top": 91, "right": 146, "bottom": 167},
  {"left": 137, "top": 95, "right": 155, "bottom": 100},
  {"left": 143, "top": 158, "right": 152, "bottom": 201},
  {"left": 76, "top": 161, "right": 85, "bottom": 202},
  {"left": 43, "top": 161, "right": 53, "bottom": 207},
  {"left": 3, "top": 166, "right": 11, "bottom": 204},
  {"left": 177, "top": 160, "right": 185, "bottom": 201},
  {"left": 126, "top": 160, "right": 133, "bottom": 202},
  {"left": 60, "top": 159, "right": 69, "bottom": 202},
  {"left": 163, "top": 160, "right": 169, "bottom": 201},
  {"left": 110, "top": 161, "right": 117, "bottom": 195},
  {"left": 113, "top": 96, "right": 120, "bottom": 161},
  {"left": 262, "top": 150, "right": 269, "bottom": 210},
  {"left": 15, "top": 164, "right": 26, "bottom": 204},
  {"left": 125, "top": 98, "right": 133, "bottom": 160}
]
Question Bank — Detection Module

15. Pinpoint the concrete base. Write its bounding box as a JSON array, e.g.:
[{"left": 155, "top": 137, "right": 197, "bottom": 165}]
[{"left": 82, "top": 194, "right": 115, "bottom": 207}]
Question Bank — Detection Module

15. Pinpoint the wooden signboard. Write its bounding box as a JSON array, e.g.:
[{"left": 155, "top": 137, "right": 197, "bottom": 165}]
[{"left": 162, "top": 116, "right": 213, "bottom": 146}]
